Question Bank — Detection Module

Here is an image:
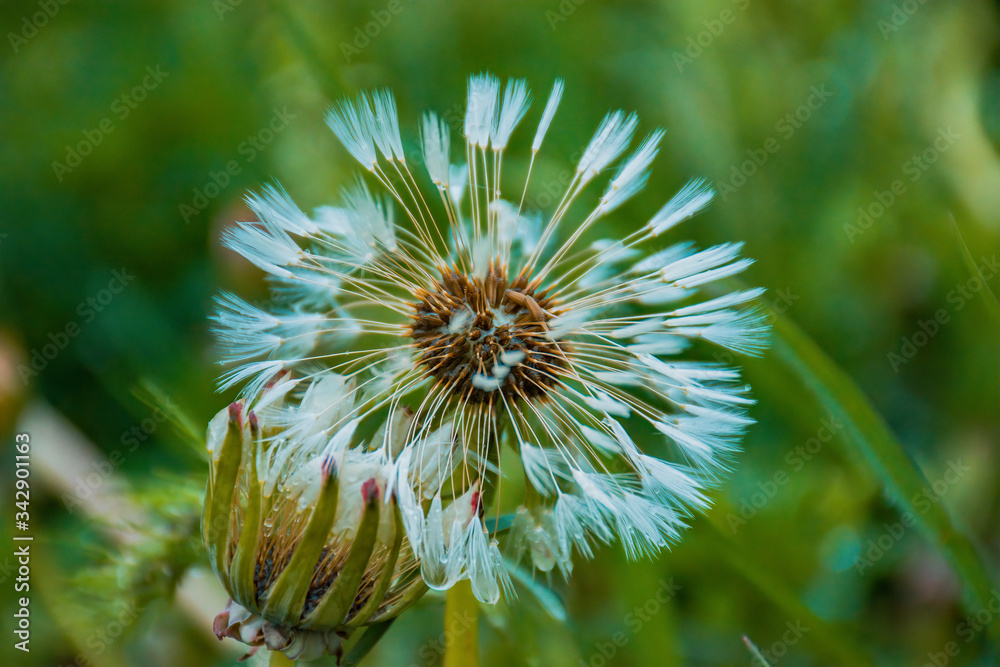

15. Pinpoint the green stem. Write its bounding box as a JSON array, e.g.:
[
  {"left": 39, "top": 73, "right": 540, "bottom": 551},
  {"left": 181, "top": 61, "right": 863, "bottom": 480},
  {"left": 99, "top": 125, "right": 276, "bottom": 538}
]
[
  {"left": 444, "top": 581, "right": 479, "bottom": 667},
  {"left": 269, "top": 650, "right": 295, "bottom": 667}
]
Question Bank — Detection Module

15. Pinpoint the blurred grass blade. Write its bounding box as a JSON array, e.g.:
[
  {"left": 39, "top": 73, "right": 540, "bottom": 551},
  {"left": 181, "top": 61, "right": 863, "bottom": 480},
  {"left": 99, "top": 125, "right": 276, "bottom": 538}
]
[
  {"left": 341, "top": 620, "right": 396, "bottom": 666},
  {"left": 769, "top": 314, "right": 997, "bottom": 611},
  {"left": 485, "top": 513, "right": 516, "bottom": 534},
  {"left": 508, "top": 563, "right": 568, "bottom": 623},
  {"left": 743, "top": 635, "right": 773, "bottom": 667},
  {"left": 134, "top": 379, "right": 203, "bottom": 452},
  {"left": 271, "top": 0, "right": 350, "bottom": 101},
  {"left": 704, "top": 519, "right": 873, "bottom": 666},
  {"left": 949, "top": 214, "right": 1000, "bottom": 325}
]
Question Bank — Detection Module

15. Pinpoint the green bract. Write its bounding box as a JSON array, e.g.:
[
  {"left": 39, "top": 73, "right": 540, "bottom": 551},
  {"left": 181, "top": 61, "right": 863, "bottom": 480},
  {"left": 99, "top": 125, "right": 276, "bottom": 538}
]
[{"left": 202, "top": 401, "right": 426, "bottom": 661}]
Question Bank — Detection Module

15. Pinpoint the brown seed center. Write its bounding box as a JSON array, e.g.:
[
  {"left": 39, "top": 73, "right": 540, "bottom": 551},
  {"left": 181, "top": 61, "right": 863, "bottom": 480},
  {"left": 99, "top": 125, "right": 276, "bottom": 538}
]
[{"left": 408, "top": 260, "right": 567, "bottom": 403}]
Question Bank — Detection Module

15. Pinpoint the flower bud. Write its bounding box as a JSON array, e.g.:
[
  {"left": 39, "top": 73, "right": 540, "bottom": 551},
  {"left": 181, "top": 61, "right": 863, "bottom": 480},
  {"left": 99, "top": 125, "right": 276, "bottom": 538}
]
[{"left": 202, "top": 401, "right": 427, "bottom": 661}]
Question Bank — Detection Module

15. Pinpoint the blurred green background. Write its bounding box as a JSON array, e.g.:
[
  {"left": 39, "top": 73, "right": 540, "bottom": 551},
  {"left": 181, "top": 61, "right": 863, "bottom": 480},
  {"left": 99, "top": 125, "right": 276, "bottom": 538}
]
[{"left": 1, "top": 0, "right": 998, "bottom": 665}]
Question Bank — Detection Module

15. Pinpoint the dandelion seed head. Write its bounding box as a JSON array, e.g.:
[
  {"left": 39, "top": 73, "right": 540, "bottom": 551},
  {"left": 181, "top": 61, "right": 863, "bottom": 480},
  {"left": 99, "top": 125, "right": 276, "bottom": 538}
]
[
  {"left": 207, "top": 73, "right": 770, "bottom": 614},
  {"left": 408, "top": 260, "right": 568, "bottom": 403}
]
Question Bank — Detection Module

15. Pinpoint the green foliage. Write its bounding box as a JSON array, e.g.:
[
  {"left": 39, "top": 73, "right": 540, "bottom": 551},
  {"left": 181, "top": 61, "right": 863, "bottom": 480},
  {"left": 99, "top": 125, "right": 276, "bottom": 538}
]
[
  {"left": 70, "top": 480, "right": 204, "bottom": 628},
  {"left": 1, "top": 0, "right": 997, "bottom": 665}
]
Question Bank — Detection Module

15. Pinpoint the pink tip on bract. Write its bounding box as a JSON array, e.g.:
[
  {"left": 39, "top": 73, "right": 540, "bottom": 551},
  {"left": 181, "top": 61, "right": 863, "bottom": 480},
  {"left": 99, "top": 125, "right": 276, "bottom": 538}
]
[
  {"left": 362, "top": 478, "right": 380, "bottom": 503},
  {"left": 212, "top": 609, "right": 230, "bottom": 640},
  {"left": 228, "top": 401, "right": 243, "bottom": 426},
  {"left": 321, "top": 456, "right": 337, "bottom": 480}
]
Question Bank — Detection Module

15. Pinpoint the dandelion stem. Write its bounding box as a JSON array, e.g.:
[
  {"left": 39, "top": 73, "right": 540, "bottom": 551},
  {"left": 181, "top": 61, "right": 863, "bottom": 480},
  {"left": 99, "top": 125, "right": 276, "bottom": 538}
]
[
  {"left": 269, "top": 650, "right": 295, "bottom": 666},
  {"left": 444, "top": 580, "right": 479, "bottom": 667}
]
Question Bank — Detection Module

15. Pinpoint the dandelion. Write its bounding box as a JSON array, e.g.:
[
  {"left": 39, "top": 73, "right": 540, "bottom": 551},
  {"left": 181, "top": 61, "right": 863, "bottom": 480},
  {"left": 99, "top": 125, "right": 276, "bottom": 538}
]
[{"left": 208, "top": 73, "right": 769, "bottom": 637}]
